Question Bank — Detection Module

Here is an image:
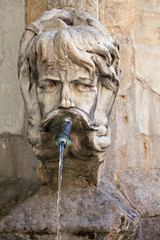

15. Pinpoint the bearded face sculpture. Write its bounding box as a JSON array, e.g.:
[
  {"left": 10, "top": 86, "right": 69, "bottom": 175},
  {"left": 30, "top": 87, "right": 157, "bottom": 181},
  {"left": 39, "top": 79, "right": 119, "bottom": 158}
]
[{"left": 18, "top": 9, "right": 120, "bottom": 161}]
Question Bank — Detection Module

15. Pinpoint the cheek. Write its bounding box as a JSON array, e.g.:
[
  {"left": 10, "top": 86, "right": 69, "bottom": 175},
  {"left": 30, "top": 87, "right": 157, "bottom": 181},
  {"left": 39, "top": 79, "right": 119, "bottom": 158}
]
[
  {"left": 94, "top": 86, "right": 113, "bottom": 126},
  {"left": 37, "top": 88, "right": 60, "bottom": 115},
  {"left": 72, "top": 90, "right": 97, "bottom": 114}
]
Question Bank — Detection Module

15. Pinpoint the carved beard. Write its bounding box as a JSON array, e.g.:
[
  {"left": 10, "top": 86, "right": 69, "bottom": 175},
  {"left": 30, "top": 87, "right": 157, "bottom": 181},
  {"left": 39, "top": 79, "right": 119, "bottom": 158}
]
[{"left": 29, "top": 108, "right": 111, "bottom": 161}]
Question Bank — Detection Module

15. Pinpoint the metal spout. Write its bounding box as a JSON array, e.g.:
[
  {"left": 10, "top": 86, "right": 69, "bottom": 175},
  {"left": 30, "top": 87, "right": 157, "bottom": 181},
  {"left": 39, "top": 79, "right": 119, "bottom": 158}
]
[{"left": 55, "top": 118, "right": 72, "bottom": 148}]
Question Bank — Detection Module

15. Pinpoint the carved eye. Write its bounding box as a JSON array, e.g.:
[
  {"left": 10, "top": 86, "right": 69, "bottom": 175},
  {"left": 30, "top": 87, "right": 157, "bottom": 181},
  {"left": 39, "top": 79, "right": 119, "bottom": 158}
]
[
  {"left": 72, "top": 81, "right": 90, "bottom": 92},
  {"left": 39, "top": 79, "right": 60, "bottom": 91}
]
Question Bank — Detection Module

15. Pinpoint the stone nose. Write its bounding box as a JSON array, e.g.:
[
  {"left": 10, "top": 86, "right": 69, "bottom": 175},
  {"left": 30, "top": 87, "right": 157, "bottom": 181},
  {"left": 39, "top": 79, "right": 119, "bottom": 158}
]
[{"left": 60, "top": 83, "right": 75, "bottom": 108}]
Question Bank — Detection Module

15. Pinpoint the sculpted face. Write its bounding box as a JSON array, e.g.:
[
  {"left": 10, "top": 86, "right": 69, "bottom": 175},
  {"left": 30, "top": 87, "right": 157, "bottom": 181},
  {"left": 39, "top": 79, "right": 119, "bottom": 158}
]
[
  {"left": 37, "top": 60, "right": 98, "bottom": 117},
  {"left": 18, "top": 9, "right": 120, "bottom": 160}
]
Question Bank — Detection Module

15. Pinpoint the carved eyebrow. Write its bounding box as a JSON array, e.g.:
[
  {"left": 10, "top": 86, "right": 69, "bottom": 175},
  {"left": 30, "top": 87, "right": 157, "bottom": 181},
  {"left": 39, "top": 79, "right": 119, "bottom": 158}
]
[
  {"left": 70, "top": 78, "right": 94, "bottom": 85},
  {"left": 39, "top": 77, "right": 61, "bottom": 82}
]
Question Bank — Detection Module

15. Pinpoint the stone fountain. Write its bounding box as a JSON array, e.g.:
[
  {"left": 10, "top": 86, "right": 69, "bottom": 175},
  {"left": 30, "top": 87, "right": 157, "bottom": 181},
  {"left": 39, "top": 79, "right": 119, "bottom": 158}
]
[{"left": 0, "top": 9, "right": 141, "bottom": 240}]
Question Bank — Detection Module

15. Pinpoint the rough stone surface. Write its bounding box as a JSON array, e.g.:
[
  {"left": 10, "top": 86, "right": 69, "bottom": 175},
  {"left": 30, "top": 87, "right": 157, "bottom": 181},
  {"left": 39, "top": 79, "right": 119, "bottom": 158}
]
[
  {"left": 134, "top": 0, "right": 160, "bottom": 94},
  {"left": 113, "top": 171, "right": 160, "bottom": 239},
  {"left": 115, "top": 171, "right": 160, "bottom": 218},
  {"left": 99, "top": 0, "right": 134, "bottom": 30},
  {"left": 0, "top": 178, "right": 41, "bottom": 217},
  {"left": 0, "top": 0, "right": 25, "bottom": 134},
  {"left": 47, "top": 0, "right": 98, "bottom": 17},
  {"left": 25, "top": 0, "right": 47, "bottom": 25},
  {"left": 0, "top": 186, "right": 140, "bottom": 240},
  {"left": 0, "top": 0, "right": 38, "bottom": 180},
  {"left": 0, "top": 135, "right": 38, "bottom": 179},
  {"left": 141, "top": 216, "right": 160, "bottom": 240}
]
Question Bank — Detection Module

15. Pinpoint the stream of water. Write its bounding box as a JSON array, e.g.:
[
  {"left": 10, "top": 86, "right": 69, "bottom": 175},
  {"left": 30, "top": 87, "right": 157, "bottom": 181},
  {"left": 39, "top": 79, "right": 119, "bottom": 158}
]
[{"left": 57, "top": 141, "right": 65, "bottom": 240}]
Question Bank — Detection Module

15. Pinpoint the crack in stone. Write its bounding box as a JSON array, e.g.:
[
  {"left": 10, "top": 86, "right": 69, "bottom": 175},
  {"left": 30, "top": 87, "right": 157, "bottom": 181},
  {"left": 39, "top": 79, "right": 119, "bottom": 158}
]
[
  {"left": 115, "top": 183, "right": 141, "bottom": 215},
  {"left": 136, "top": 74, "right": 160, "bottom": 97}
]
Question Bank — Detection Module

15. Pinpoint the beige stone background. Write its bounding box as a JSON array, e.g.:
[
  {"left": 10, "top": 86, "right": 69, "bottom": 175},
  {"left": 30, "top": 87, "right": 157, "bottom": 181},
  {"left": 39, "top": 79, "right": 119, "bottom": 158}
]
[{"left": 0, "top": 0, "right": 160, "bottom": 238}]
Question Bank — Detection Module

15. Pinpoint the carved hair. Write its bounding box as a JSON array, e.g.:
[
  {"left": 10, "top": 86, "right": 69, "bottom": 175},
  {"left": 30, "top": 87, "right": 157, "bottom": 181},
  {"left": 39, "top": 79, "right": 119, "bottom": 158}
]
[
  {"left": 18, "top": 9, "right": 120, "bottom": 90},
  {"left": 29, "top": 26, "right": 120, "bottom": 92}
]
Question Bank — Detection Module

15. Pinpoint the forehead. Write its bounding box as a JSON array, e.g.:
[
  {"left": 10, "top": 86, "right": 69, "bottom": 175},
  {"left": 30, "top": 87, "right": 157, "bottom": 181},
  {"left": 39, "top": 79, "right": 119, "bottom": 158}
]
[{"left": 38, "top": 62, "right": 91, "bottom": 82}]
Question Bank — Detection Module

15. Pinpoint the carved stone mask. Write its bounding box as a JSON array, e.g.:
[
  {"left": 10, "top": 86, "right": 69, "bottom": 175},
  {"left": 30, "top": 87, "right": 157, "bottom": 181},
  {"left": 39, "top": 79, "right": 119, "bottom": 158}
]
[{"left": 18, "top": 9, "right": 120, "bottom": 161}]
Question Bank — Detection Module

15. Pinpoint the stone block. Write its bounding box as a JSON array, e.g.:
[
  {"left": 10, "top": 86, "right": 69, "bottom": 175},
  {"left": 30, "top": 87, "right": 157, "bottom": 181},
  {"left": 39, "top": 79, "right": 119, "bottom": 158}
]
[
  {"left": 135, "top": 45, "right": 160, "bottom": 94},
  {"left": 99, "top": 0, "right": 135, "bottom": 30},
  {"left": 116, "top": 171, "right": 160, "bottom": 218},
  {"left": 134, "top": 0, "right": 160, "bottom": 93},
  {"left": 0, "top": 178, "right": 40, "bottom": 218},
  {"left": 0, "top": 186, "right": 140, "bottom": 239},
  {"left": 47, "top": 0, "right": 98, "bottom": 17},
  {"left": 114, "top": 94, "right": 136, "bottom": 171},
  {"left": 0, "top": 136, "right": 38, "bottom": 179},
  {"left": 134, "top": 79, "right": 160, "bottom": 172},
  {"left": 25, "top": 0, "right": 47, "bottom": 25},
  {"left": 135, "top": 0, "right": 160, "bottom": 12},
  {"left": 119, "top": 37, "right": 135, "bottom": 95},
  {"left": 150, "top": 136, "right": 160, "bottom": 169},
  {"left": 0, "top": 0, "right": 25, "bottom": 134},
  {"left": 135, "top": 78, "right": 160, "bottom": 136},
  {"left": 135, "top": 80, "right": 150, "bottom": 135}
]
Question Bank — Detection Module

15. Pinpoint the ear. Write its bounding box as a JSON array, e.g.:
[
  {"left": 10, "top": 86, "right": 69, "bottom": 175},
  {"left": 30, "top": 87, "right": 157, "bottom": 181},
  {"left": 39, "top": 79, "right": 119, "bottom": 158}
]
[
  {"left": 18, "top": 28, "right": 43, "bottom": 146},
  {"left": 19, "top": 57, "right": 43, "bottom": 146},
  {"left": 18, "top": 27, "right": 41, "bottom": 124},
  {"left": 19, "top": 58, "right": 41, "bottom": 125}
]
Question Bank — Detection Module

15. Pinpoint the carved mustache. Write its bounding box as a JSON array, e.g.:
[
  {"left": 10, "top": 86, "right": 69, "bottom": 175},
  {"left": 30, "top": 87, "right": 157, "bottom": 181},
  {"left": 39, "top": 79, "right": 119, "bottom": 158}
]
[{"left": 41, "top": 108, "right": 99, "bottom": 131}]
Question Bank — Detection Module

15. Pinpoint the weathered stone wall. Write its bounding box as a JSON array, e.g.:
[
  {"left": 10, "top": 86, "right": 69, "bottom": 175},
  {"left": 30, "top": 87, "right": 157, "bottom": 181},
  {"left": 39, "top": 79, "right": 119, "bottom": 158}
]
[
  {"left": 0, "top": 0, "right": 38, "bottom": 180},
  {"left": 25, "top": 0, "right": 47, "bottom": 25},
  {"left": 0, "top": 0, "right": 160, "bottom": 238}
]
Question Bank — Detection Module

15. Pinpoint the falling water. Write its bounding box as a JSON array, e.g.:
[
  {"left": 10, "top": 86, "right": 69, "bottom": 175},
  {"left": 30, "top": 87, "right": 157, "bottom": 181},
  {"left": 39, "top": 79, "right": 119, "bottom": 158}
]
[
  {"left": 55, "top": 118, "right": 72, "bottom": 239},
  {"left": 57, "top": 141, "right": 65, "bottom": 240}
]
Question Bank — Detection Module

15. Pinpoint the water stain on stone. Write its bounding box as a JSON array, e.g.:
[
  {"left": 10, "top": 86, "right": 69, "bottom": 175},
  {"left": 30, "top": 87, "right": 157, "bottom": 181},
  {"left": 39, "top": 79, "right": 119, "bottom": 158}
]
[
  {"left": 123, "top": 115, "right": 128, "bottom": 123},
  {"left": 142, "top": 135, "right": 151, "bottom": 170}
]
